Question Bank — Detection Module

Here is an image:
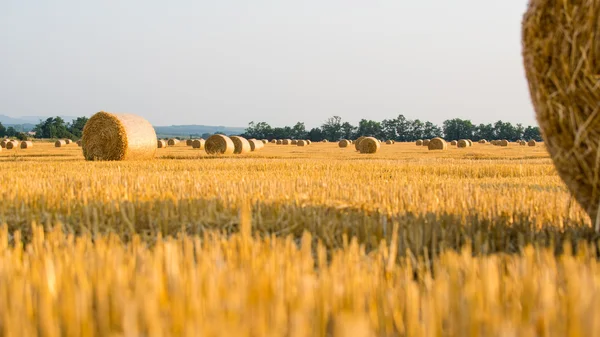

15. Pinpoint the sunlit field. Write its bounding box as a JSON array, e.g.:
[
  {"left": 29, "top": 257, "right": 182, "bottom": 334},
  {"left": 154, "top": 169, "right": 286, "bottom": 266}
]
[{"left": 0, "top": 141, "right": 597, "bottom": 336}]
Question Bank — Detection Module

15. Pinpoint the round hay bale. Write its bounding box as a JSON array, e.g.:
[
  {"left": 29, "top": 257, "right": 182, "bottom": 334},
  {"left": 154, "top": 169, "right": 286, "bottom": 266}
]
[
  {"left": 479, "top": 139, "right": 488, "bottom": 144},
  {"left": 522, "top": 1, "right": 600, "bottom": 223},
  {"left": 0, "top": 140, "right": 7, "bottom": 148},
  {"left": 65, "top": 139, "right": 72, "bottom": 144},
  {"left": 76, "top": 140, "right": 82, "bottom": 147},
  {"left": 186, "top": 139, "right": 193, "bottom": 146},
  {"left": 283, "top": 139, "right": 293, "bottom": 145},
  {"left": 205, "top": 134, "right": 234, "bottom": 154},
  {"left": 291, "top": 139, "right": 298, "bottom": 145},
  {"left": 338, "top": 139, "right": 350, "bottom": 148},
  {"left": 428, "top": 137, "right": 447, "bottom": 151},
  {"left": 385, "top": 140, "right": 393, "bottom": 145},
  {"left": 297, "top": 140, "right": 307, "bottom": 147},
  {"left": 5, "top": 140, "right": 18, "bottom": 150},
  {"left": 20, "top": 141, "right": 33, "bottom": 149},
  {"left": 500, "top": 140, "right": 509, "bottom": 147},
  {"left": 466, "top": 140, "right": 473, "bottom": 146},
  {"left": 276, "top": 139, "right": 282, "bottom": 145},
  {"left": 55, "top": 140, "right": 66, "bottom": 148},
  {"left": 450, "top": 140, "right": 458, "bottom": 146},
  {"left": 249, "top": 139, "right": 264, "bottom": 151},
  {"left": 457, "top": 139, "right": 469, "bottom": 148},
  {"left": 307, "top": 140, "right": 312, "bottom": 145},
  {"left": 415, "top": 139, "right": 423, "bottom": 146},
  {"left": 322, "top": 139, "right": 329, "bottom": 143},
  {"left": 167, "top": 139, "right": 179, "bottom": 146},
  {"left": 81, "top": 112, "right": 157, "bottom": 161},
  {"left": 157, "top": 140, "right": 167, "bottom": 148},
  {"left": 192, "top": 139, "right": 206, "bottom": 149},
  {"left": 230, "top": 136, "right": 251, "bottom": 154},
  {"left": 358, "top": 137, "right": 380, "bottom": 154},
  {"left": 422, "top": 139, "right": 431, "bottom": 147},
  {"left": 270, "top": 139, "right": 277, "bottom": 144},
  {"left": 355, "top": 136, "right": 366, "bottom": 151},
  {"left": 261, "top": 139, "right": 268, "bottom": 144},
  {"left": 528, "top": 140, "right": 536, "bottom": 147}
]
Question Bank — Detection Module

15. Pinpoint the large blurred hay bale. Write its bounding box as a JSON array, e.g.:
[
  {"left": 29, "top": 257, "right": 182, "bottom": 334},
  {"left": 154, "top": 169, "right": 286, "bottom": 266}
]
[
  {"left": 248, "top": 139, "right": 264, "bottom": 151},
  {"left": 355, "top": 136, "right": 366, "bottom": 151},
  {"left": 230, "top": 136, "right": 251, "bottom": 154},
  {"left": 82, "top": 111, "right": 157, "bottom": 161},
  {"left": 54, "top": 140, "right": 66, "bottom": 148},
  {"left": 192, "top": 139, "right": 206, "bottom": 149},
  {"left": 338, "top": 139, "right": 350, "bottom": 148},
  {"left": 428, "top": 137, "right": 447, "bottom": 151},
  {"left": 358, "top": 137, "right": 380, "bottom": 153},
  {"left": 522, "top": 0, "right": 600, "bottom": 224},
  {"left": 205, "top": 134, "right": 234, "bottom": 154},
  {"left": 20, "top": 141, "right": 33, "bottom": 149}
]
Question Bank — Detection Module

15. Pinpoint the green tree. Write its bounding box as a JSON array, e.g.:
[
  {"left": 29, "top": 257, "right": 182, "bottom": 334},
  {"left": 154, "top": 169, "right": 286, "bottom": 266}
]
[
  {"left": 410, "top": 120, "right": 425, "bottom": 140},
  {"left": 423, "top": 121, "right": 442, "bottom": 139},
  {"left": 443, "top": 118, "right": 474, "bottom": 141},
  {"left": 321, "top": 116, "right": 343, "bottom": 141},
  {"left": 523, "top": 126, "right": 542, "bottom": 141},
  {"left": 307, "top": 127, "right": 324, "bottom": 142},
  {"left": 0, "top": 122, "right": 5, "bottom": 137},
  {"left": 291, "top": 122, "right": 307, "bottom": 139},
  {"left": 340, "top": 122, "right": 356, "bottom": 140},
  {"left": 68, "top": 117, "right": 89, "bottom": 138},
  {"left": 356, "top": 119, "right": 383, "bottom": 139},
  {"left": 6, "top": 127, "right": 16, "bottom": 137}
]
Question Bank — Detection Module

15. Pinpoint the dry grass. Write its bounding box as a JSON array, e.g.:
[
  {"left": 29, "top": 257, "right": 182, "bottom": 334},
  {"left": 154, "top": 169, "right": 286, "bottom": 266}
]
[{"left": 0, "top": 140, "right": 595, "bottom": 335}]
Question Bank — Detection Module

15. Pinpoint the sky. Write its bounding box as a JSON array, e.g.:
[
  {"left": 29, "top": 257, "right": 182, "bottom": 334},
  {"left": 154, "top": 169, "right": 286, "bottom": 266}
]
[{"left": 0, "top": 1, "right": 534, "bottom": 128}]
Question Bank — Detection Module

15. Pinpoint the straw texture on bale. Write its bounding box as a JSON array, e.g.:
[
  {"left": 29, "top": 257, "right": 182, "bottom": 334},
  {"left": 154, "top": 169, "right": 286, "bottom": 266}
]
[
  {"left": 428, "top": 137, "right": 447, "bottom": 151},
  {"left": 230, "top": 136, "right": 251, "bottom": 154},
  {"left": 355, "top": 137, "right": 366, "bottom": 151},
  {"left": 157, "top": 140, "right": 167, "bottom": 148},
  {"left": 280, "top": 139, "right": 290, "bottom": 145},
  {"left": 81, "top": 112, "right": 157, "bottom": 161},
  {"left": 422, "top": 139, "right": 431, "bottom": 147},
  {"left": 528, "top": 140, "right": 536, "bottom": 147},
  {"left": 291, "top": 140, "right": 297, "bottom": 145},
  {"left": 76, "top": 140, "right": 82, "bottom": 147},
  {"left": 270, "top": 139, "right": 277, "bottom": 143},
  {"left": 522, "top": 0, "right": 600, "bottom": 225},
  {"left": 248, "top": 139, "right": 264, "bottom": 151},
  {"left": 296, "top": 140, "right": 307, "bottom": 147},
  {"left": 338, "top": 140, "right": 350, "bottom": 148},
  {"left": 65, "top": 139, "right": 72, "bottom": 144},
  {"left": 167, "top": 139, "right": 179, "bottom": 146},
  {"left": 192, "top": 139, "right": 206, "bottom": 149},
  {"left": 457, "top": 139, "right": 469, "bottom": 148},
  {"left": 276, "top": 139, "right": 283, "bottom": 145},
  {"left": 450, "top": 140, "right": 458, "bottom": 146},
  {"left": 205, "top": 135, "right": 235, "bottom": 154},
  {"left": 20, "top": 141, "right": 33, "bottom": 149},
  {"left": 358, "top": 137, "right": 380, "bottom": 154},
  {"left": 186, "top": 139, "right": 193, "bottom": 146},
  {"left": 500, "top": 140, "right": 509, "bottom": 147},
  {"left": 385, "top": 140, "right": 393, "bottom": 145},
  {"left": 55, "top": 140, "right": 66, "bottom": 148},
  {"left": 0, "top": 140, "right": 6, "bottom": 148},
  {"left": 415, "top": 139, "right": 423, "bottom": 146}
]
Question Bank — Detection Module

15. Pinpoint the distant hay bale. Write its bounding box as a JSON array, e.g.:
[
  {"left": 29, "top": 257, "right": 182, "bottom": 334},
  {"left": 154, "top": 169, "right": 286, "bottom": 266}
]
[
  {"left": 338, "top": 139, "right": 350, "bottom": 148},
  {"left": 522, "top": 0, "right": 600, "bottom": 224},
  {"left": 322, "top": 139, "right": 328, "bottom": 143},
  {"left": 283, "top": 139, "right": 293, "bottom": 145},
  {"left": 76, "top": 140, "right": 82, "bottom": 147},
  {"left": 276, "top": 139, "right": 282, "bottom": 145},
  {"left": 450, "top": 140, "right": 458, "bottom": 146},
  {"left": 186, "top": 139, "right": 193, "bottom": 146},
  {"left": 65, "top": 139, "right": 72, "bottom": 144},
  {"left": 230, "top": 136, "right": 251, "bottom": 154},
  {"left": 297, "top": 140, "right": 307, "bottom": 147},
  {"left": 192, "top": 139, "right": 206, "bottom": 149},
  {"left": 81, "top": 111, "right": 157, "bottom": 161},
  {"left": 55, "top": 140, "right": 66, "bottom": 148},
  {"left": 428, "top": 137, "right": 447, "bottom": 151},
  {"left": 358, "top": 137, "right": 380, "bottom": 154},
  {"left": 457, "top": 139, "right": 469, "bottom": 148},
  {"left": 306, "top": 140, "right": 312, "bottom": 145},
  {"left": 167, "top": 139, "right": 179, "bottom": 146},
  {"left": 261, "top": 139, "right": 268, "bottom": 144},
  {"left": 20, "top": 141, "right": 33, "bottom": 149},
  {"left": 500, "top": 140, "right": 509, "bottom": 147},
  {"left": 528, "top": 140, "right": 536, "bottom": 147},
  {"left": 479, "top": 139, "right": 488, "bottom": 144},
  {"left": 385, "top": 140, "right": 393, "bottom": 145},
  {"left": 355, "top": 136, "right": 366, "bottom": 151},
  {"left": 415, "top": 139, "right": 423, "bottom": 146},
  {"left": 249, "top": 139, "right": 264, "bottom": 151},
  {"left": 6, "top": 140, "right": 18, "bottom": 150},
  {"left": 466, "top": 140, "right": 473, "bottom": 146},
  {"left": 205, "top": 134, "right": 235, "bottom": 154},
  {"left": 291, "top": 139, "right": 298, "bottom": 145},
  {"left": 157, "top": 140, "right": 167, "bottom": 148},
  {"left": 0, "top": 140, "right": 7, "bottom": 148},
  {"left": 270, "top": 139, "right": 277, "bottom": 144},
  {"left": 422, "top": 139, "right": 431, "bottom": 147}
]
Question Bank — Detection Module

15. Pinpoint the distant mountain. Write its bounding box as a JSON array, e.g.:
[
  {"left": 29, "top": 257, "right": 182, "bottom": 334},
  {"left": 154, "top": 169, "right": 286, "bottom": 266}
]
[
  {"left": 154, "top": 125, "right": 246, "bottom": 138},
  {"left": 0, "top": 115, "right": 78, "bottom": 125}
]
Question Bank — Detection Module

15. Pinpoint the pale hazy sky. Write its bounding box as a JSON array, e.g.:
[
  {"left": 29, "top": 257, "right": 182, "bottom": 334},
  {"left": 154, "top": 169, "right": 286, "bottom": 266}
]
[{"left": 0, "top": 1, "right": 533, "bottom": 128}]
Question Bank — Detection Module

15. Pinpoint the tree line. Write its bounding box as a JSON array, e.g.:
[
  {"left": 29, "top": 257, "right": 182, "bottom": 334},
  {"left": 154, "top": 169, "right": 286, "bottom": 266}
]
[
  {"left": 0, "top": 117, "right": 89, "bottom": 140},
  {"left": 242, "top": 116, "right": 543, "bottom": 142}
]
